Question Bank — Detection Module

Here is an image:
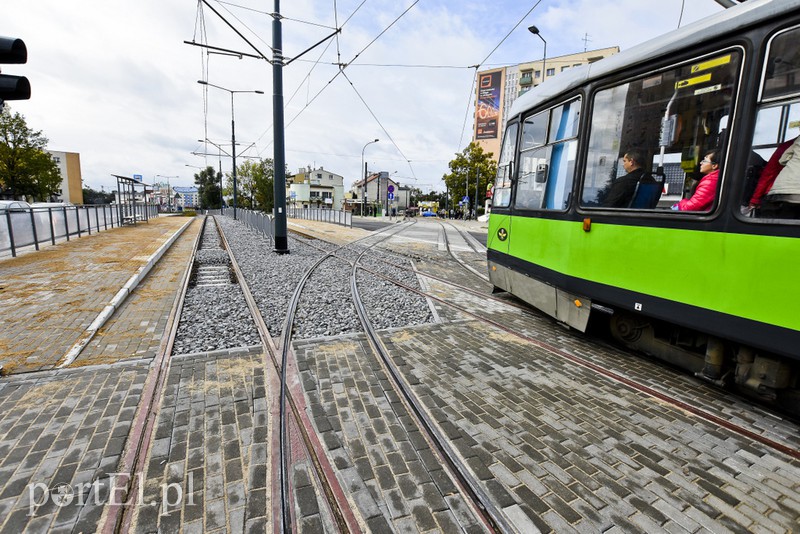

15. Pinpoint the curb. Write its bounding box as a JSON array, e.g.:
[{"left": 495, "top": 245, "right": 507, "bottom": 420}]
[{"left": 56, "top": 218, "right": 196, "bottom": 368}]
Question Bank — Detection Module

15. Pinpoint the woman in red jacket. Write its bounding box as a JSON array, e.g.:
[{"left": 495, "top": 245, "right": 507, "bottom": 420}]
[{"left": 673, "top": 150, "right": 720, "bottom": 211}]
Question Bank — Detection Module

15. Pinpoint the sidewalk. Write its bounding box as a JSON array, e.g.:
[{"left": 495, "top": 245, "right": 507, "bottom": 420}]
[{"left": 0, "top": 216, "right": 193, "bottom": 374}]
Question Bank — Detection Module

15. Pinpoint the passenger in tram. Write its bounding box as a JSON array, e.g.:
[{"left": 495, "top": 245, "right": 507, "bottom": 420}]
[
  {"left": 761, "top": 135, "right": 800, "bottom": 217},
  {"left": 672, "top": 150, "right": 720, "bottom": 212},
  {"left": 601, "top": 150, "right": 656, "bottom": 208},
  {"left": 747, "top": 135, "right": 798, "bottom": 213}
]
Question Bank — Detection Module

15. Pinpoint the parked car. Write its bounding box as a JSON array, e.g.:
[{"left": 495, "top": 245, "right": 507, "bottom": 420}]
[
  {"left": 30, "top": 202, "right": 74, "bottom": 209},
  {"left": 422, "top": 210, "right": 436, "bottom": 217}
]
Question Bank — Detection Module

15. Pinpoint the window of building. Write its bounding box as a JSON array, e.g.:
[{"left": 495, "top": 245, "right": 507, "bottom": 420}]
[
  {"left": 546, "top": 68, "right": 555, "bottom": 77},
  {"left": 561, "top": 66, "right": 569, "bottom": 72},
  {"left": 515, "top": 98, "right": 581, "bottom": 211},
  {"left": 580, "top": 50, "right": 742, "bottom": 211},
  {"left": 573, "top": 63, "right": 582, "bottom": 68},
  {"left": 535, "top": 70, "right": 541, "bottom": 79}
]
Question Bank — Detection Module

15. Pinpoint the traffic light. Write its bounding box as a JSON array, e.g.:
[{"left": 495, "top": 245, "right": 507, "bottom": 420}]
[{"left": 0, "top": 37, "right": 31, "bottom": 106}]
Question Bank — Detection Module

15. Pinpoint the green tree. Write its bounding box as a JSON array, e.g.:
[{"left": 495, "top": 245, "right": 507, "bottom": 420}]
[
  {"left": 83, "top": 186, "right": 114, "bottom": 204},
  {"left": 227, "top": 158, "right": 276, "bottom": 213},
  {"left": 194, "top": 165, "right": 222, "bottom": 209},
  {"left": 0, "top": 106, "right": 62, "bottom": 201},
  {"left": 442, "top": 142, "right": 497, "bottom": 215}
]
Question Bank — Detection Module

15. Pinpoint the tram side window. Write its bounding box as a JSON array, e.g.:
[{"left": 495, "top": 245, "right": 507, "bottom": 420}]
[
  {"left": 493, "top": 122, "right": 518, "bottom": 208},
  {"left": 580, "top": 51, "right": 742, "bottom": 211},
  {"left": 515, "top": 99, "right": 580, "bottom": 210},
  {"left": 747, "top": 25, "right": 800, "bottom": 221}
]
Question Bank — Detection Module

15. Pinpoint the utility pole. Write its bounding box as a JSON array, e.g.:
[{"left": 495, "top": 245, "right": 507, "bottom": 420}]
[{"left": 272, "top": 1, "right": 289, "bottom": 253}]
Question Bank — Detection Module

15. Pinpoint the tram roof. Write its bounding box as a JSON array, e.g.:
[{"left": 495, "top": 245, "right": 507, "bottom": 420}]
[{"left": 508, "top": 0, "right": 799, "bottom": 119}]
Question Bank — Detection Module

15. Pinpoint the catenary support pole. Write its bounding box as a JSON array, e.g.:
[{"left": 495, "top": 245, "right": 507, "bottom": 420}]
[{"left": 272, "top": 1, "right": 289, "bottom": 254}]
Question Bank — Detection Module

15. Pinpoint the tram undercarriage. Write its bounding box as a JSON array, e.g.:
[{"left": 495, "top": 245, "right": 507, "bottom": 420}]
[{"left": 489, "top": 261, "right": 800, "bottom": 418}]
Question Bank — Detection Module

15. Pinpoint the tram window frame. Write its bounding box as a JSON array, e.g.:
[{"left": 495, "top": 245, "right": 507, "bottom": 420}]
[
  {"left": 742, "top": 24, "right": 800, "bottom": 223},
  {"left": 492, "top": 121, "right": 518, "bottom": 209},
  {"left": 514, "top": 97, "right": 581, "bottom": 211},
  {"left": 579, "top": 48, "right": 744, "bottom": 214}
]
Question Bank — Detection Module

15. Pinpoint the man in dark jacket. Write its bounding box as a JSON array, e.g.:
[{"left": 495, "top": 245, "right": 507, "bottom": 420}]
[{"left": 603, "top": 150, "right": 655, "bottom": 208}]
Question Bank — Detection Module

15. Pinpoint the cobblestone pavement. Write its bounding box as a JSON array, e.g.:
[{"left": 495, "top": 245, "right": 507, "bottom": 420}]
[
  {"left": 0, "top": 361, "right": 149, "bottom": 533},
  {"left": 0, "top": 216, "right": 193, "bottom": 374},
  {"left": 294, "top": 336, "right": 491, "bottom": 533},
  {"left": 73, "top": 217, "right": 201, "bottom": 367},
  {"left": 129, "top": 347, "right": 271, "bottom": 534}
]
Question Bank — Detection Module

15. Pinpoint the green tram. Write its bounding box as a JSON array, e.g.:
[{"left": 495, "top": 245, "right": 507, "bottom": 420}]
[{"left": 487, "top": 0, "right": 800, "bottom": 414}]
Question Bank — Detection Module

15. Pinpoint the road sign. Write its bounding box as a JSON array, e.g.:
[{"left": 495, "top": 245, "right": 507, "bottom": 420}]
[
  {"left": 133, "top": 174, "right": 143, "bottom": 182},
  {"left": 388, "top": 192, "right": 394, "bottom": 200},
  {"left": 387, "top": 185, "right": 394, "bottom": 193},
  {"left": 462, "top": 196, "right": 470, "bottom": 203}
]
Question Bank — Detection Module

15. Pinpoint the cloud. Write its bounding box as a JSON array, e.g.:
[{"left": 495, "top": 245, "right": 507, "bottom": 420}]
[{"left": 3, "top": 0, "right": 725, "bottom": 193}]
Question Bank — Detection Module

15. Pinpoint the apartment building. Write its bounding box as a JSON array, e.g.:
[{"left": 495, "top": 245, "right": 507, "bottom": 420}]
[{"left": 474, "top": 46, "right": 619, "bottom": 161}]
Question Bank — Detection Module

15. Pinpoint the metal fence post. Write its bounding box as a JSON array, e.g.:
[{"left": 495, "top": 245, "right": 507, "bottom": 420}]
[
  {"left": 29, "top": 208, "right": 40, "bottom": 250},
  {"left": 6, "top": 210, "right": 16, "bottom": 257},
  {"left": 48, "top": 208, "right": 55, "bottom": 245},
  {"left": 64, "top": 206, "right": 70, "bottom": 241}
]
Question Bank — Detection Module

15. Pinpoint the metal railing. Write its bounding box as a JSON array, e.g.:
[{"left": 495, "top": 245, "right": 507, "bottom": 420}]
[
  {"left": 287, "top": 206, "right": 352, "bottom": 227},
  {"left": 219, "top": 208, "right": 274, "bottom": 243},
  {"left": 0, "top": 203, "right": 158, "bottom": 258}
]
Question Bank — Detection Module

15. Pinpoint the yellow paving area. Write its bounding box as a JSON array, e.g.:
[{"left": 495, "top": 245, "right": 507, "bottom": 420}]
[
  {"left": 288, "top": 220, "right": 370, "bottom": 244},
  {"left": 72, "top": 218, "right": 202, "bottom": 367},
  {"left": 0, "top": 216, "right": 194, "bottom": 374}
]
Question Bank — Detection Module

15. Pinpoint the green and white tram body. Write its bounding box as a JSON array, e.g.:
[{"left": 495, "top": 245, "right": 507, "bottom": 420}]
[{"left": 487, "top": 0, "right": 800, "bottom": 414}]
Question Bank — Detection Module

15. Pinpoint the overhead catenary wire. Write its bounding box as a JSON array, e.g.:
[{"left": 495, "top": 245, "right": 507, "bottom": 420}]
[
  {"left": 456, "top": 0, "right": 544, "bottom": 152},
  {"left": 256, "top": 0, "right": 422, "bottom": 163},
  {"left": 342, "top": 70, "right": 417, "bottom": 180}
]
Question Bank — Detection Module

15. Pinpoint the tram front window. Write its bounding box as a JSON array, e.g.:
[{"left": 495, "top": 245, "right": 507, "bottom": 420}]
[
  {"left": 580, "top": 50, "right": 742, "bottom": 212},
  {"left": 493, "top": 122, "right": 518, "bottom": 209}
]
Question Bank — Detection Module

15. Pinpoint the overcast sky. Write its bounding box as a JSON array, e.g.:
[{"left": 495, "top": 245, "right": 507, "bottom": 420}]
[{"left": 3, "top": 0, "right": 725, "bottom": 193}]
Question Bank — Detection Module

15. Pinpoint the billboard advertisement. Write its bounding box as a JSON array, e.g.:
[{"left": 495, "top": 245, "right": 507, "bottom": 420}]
[{"left": 476, "top": 71, "right": 502, "bottom": 139}]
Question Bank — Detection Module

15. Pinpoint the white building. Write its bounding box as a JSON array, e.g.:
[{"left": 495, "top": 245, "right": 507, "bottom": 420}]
[
  {"left": 173, "top": 186, "right": 199, "bottom": 209},
  {"left": 46, "top": 150, "right": 83, "bottom": 204},
  {"left": 288, "top": 166, "right": 345, "bottom": 210},
  {"left": 351, "top": 171, "right": 410, "bottom": 215}
]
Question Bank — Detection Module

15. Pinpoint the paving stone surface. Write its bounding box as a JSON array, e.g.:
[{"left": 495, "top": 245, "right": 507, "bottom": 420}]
[
  {"left": 383, "top": 318, "right": 800, "bottom": 533},
  {"left": 294, "top": 336, "right": 490, "bottom": 533},
  {"left": 74, "top": 216, "right": 201, "bottom": 366},
  {"left": 0, "top": 361, "right": 149, "bottom": 534},
  {"left": 0, "top": 216, "right": 192, "bottom": 373},
  {"left": 128, "top": 347, "right": 272, "bottom": 534}
]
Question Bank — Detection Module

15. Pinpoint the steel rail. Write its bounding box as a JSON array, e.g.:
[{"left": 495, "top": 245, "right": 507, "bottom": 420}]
[
  {"left": 108, "top": 216, "right": 203, "bottom": 534},
  {"left": 356, "top": 261, "right": 800, "bottom": 462},
  {"left": 347, "top": 228, "right": 507, "bottom": 533}
]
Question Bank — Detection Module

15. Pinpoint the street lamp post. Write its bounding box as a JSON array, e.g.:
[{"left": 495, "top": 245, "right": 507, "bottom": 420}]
[
  {"left": 198, "top": 80, "right": 264, "bottom": 220},
  {"left": 155, "top": 174, "right": 178, "bottom": 212},
  {"left": 361, "top": 139, "right": 378, "bottom": 216},
  {"left": 528, "top": 25, "right": 547, "bottom": 83}
]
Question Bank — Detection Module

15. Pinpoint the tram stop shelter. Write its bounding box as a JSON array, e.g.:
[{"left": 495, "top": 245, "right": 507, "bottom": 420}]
[{"left": 113, "top": 174, "right": 154, "bottom": 225}]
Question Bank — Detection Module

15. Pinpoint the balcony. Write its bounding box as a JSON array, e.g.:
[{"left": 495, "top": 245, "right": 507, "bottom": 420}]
[{"left": 519, "top": 73, "right": 533, "bottom": 86}]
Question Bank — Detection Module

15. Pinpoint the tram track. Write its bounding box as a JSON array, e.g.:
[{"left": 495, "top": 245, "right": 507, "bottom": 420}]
[
  {"left": 117, "top": 215, "right": 798, "bottom": 533},
  {"left": 273, "top": 221, "right": 499, "bottom": 531},
  {"left": 293, "top": 219, "right": 800, "bottom": 522},
  {"left": 344, "top": 224, "right": 800, "bottom": 462}
]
